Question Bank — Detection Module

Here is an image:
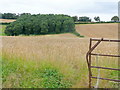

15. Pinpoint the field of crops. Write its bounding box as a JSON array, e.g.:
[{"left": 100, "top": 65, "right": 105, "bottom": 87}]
[
  {"left": 1, "top": 23, "right": 119, "bottom": 88},
  {"left": 76, "top": 23, "right": 118, "bottom": 39},
  {"left": 0, "top": 19, "right": 16, "bottom": 23}
]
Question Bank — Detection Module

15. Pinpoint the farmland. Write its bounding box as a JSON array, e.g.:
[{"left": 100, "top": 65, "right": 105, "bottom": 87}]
[
  {"left": 1, "top": 23, "right": 119, "bottom": 88},
  {"left": 76, "top": 23, "right": 118, "bottom": 39},
  {"left": 0, "top": 19, "right": 16, "bottom": 23}
]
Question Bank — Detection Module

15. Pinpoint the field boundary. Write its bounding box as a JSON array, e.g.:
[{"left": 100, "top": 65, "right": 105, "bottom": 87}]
[{"left": 75, "top": 22, "right": 120, "bottom": 24}]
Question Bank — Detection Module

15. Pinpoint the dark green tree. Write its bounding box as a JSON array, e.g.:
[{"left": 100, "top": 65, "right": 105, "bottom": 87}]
[
  {"left": 94, "top": 16, "right": 100, "bottom": 22},
  {"left": 5, "top": 14, "right": 75, "bottom": 36},
  {"left": 72, "top": 16, "right": 78, "bottom": 22},
  {"left": 2, "top": 13, "right": 18, "bottom": 19},
  {"left": 111, "top": 16, "right": 119, "bottom": 22},
  {"left": 78, "top": 16, "right": 91, "bottom": 22}
]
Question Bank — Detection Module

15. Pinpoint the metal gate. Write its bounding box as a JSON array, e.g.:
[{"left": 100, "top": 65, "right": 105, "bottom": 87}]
[{"left": 86, "top": 38, "right": 120, "bottom": 88}]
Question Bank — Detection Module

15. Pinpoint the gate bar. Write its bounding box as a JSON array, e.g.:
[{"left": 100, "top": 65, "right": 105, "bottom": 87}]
[
  {"left": 86, "top": 38, "right": 103, "bottom": 65},
  {"left": 91, "top": 39, "right": 120, "bottom": 42},
  {"left": 91, "top": 66, "right": 120, "bottom": 71},
  {"left": 91, "top": 53, "right": 120, "bottom": 57},
  {"left": 92, "top": 77, "right": 120, "bottom": 82}
]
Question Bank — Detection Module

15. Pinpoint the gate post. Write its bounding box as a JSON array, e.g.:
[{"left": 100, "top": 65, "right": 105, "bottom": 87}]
[{"left": 89, "top": 38, "right": 92, "bottom": 88}]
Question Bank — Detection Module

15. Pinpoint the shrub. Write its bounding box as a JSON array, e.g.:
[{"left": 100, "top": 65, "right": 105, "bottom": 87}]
[
  {"left": 72, "top": 31, "right": 84, "bottom": 37},
  {"left": 5, "top": 14, "right": 75, "bottom": 36}
]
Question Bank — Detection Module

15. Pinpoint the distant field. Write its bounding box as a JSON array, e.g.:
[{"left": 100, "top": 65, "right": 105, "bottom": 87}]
[
  {"left": 1, "top": 23, "right": 119, "bottom": 88},
  {"left": 76, "top": 23, "right": 118, "bottom": 39},
  {"left": 0, "top": 19, "right": 16, "bottom": 23},
  {"left": 0, "top": 23, "right": 118, "bottom": 38}
]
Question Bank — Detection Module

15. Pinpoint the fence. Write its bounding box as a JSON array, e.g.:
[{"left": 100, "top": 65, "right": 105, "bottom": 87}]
[{"left": 86, "top": 38, "right": 120, "bottom": 88}]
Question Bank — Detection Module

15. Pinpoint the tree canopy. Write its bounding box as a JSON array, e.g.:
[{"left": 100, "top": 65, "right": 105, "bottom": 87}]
[
  {"left": 5, "top": 14, "right": 75, "bottom": 36},
  {"left": 0, "top": 13, "right": 32, "bottom": 19},
  {"left": 1, "top": 13, "right": 18, "bottom": 19},
  {"left": 94, "top": 16, "right": 100, "bottom": 22},
  {"left": 72, "top": 16, "right": 78, "bottom": 22},
  {"left": 111, "top": 16, "right": 119, "bottom": 22},
  {"left": 78, "top": 16, "right": 91, "bottom": 22}
]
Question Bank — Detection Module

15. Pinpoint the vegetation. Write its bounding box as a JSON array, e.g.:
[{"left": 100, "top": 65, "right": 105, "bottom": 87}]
[
  {"left": 1, "top": 13, "right": 119, "bottom": 88},
  {"left": 1, "top": 13, "right": 119, "bottom": 23},
  {"left": 0, "top": 13, "right": 32, "bottom": 19},
  {"left": 72, "top": 16, "right": 92, "bottom": 22},
  {"left": 72, "top": 16, "right": 78, "bottom": 22},
  {"left": 2, "top": 35, "right": 88, "bottom": 88},
  {"left": 0, "top": 23, "right": 10, "bottom": 25},
  {"left": 2, "top": 30, "right": 119, "bottom": 88},
  {"left": 78, "top": 16, "right": 91, "bottom": 22},
  {"left": 0, "top": 25, "right": 6, "bottom": 36},
  {"left": 4, "top": 14, "right": 75, "bottom": 36},
  {"left": 0, "top": 13, "right": 18, "bottom": 19},
  {"left": 72, "top": 31, "right": 84, "bottom": 37},
  {"left": 111, "top": 16, "right": 119, "bottom": 22},
  {"left": 2, "top": 57, "right": 74, "bottom": 88},
  {"left": 75, "top": 21, "right": 120, "bottom": 24},
  {"left": 94, "top": 16, "right": 100, "bottom": 22}
]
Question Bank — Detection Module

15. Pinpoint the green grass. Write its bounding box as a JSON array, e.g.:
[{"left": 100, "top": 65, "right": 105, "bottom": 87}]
[
  {"left": 109, "top": 71, "right": 120, "bottom": 88},
  {"left": 2, "top": 55, "right": 119, "bottom": 88},
  {"left": 0, "top": 25, "right": 6, "bottom": 36},
  {"left": 2, "top": 55, "right": 79, "bottom": 88}
]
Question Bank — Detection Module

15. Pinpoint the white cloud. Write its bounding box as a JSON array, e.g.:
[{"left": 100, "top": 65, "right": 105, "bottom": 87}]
[{"left": 0, "top": 0, "right": 119, "bottom": 21}]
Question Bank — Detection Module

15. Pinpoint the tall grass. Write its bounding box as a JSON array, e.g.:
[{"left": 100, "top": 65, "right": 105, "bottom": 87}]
[
  {"left": 2, "top": 33, "right": 119, "bottom": 88},
  {"left": 2, "top": 55, "right": 78, "bottom": 88}
]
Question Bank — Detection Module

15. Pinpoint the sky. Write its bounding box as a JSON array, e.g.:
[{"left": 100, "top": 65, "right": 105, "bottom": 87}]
[{"left": 1, "top": 0, "right": 119, "bottom": 21}]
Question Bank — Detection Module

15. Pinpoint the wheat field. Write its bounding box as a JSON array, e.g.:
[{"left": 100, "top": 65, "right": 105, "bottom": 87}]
[
  {"left": 76, "top": 23, "right": 118, "bottom": 39},
  {"left": 2, "top": 23, "right": 119, "bottom": 88},
  {"left": 0, "top": 19, "right": 16, "bottom": 23}
]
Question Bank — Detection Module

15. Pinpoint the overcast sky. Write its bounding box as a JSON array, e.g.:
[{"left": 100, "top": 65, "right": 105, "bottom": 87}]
[{"left": 1, "top": 0, "right": 119, "bottom": 21}]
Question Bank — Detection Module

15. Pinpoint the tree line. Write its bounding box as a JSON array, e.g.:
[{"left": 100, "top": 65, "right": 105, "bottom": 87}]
[
  {"left": 5, "top": 14, "right": 75, "bottom": 36},
  {"left": 1, "top": 13, "right": 119, "bottom": 22},
  {"left": 72, "top": 16, "right": 119, "bottom": 22},
  {"left": 0, "top": 13, "right": 32, "bottom": 19}
]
